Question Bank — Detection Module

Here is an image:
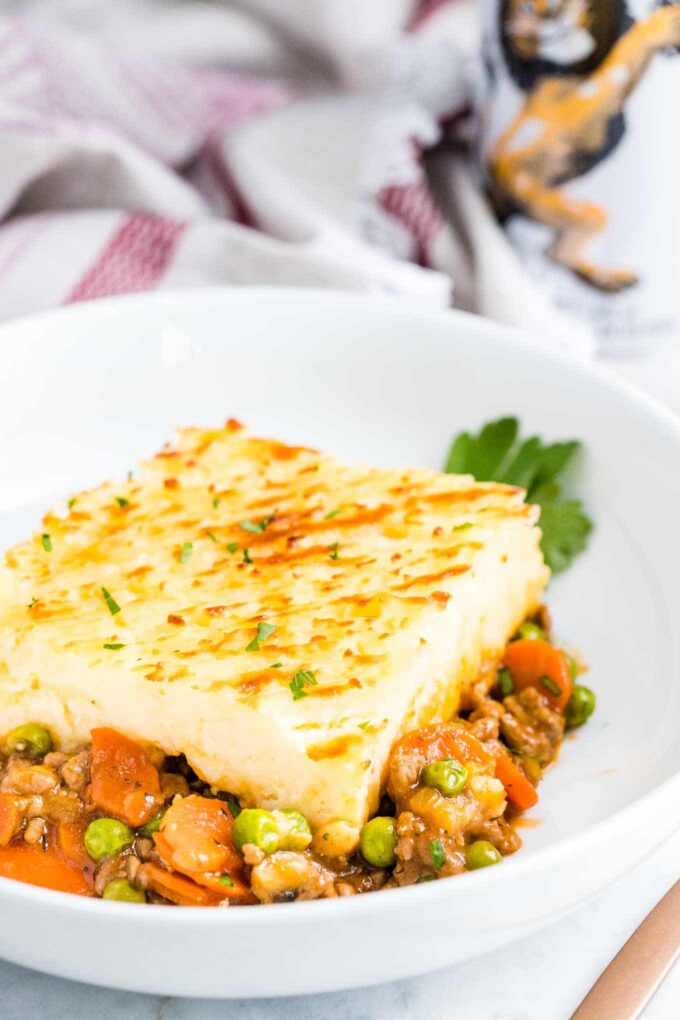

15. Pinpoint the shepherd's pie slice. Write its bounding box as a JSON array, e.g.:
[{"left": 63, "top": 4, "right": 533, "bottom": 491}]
[{"left": 0, "top": 421, "right": 549, "bottom": 831}]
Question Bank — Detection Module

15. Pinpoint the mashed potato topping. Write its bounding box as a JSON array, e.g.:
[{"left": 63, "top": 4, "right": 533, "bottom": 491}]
[{"left": 0, "top": 422, "right": 548, "bottom": 836}]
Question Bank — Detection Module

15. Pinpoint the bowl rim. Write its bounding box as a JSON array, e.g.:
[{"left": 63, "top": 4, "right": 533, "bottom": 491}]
[{"left": 1, "top": 285, "right": 679, "bottom": 925}]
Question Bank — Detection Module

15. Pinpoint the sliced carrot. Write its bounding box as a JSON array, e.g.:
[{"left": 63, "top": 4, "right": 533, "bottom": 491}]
[
  {"left": 502, "top": 639, "right": 573, "bottom": 711},
  {"left": 391, "top": 723, "right": 496, "bottom": 772},
  {"left": 154, "top": 833, "right": 251, "bottom": 900},
  {"left": 90, "top": 727, "right": 162, "bottom": 827},
  {"left": 156, "top": 795, "right": 234, "bottom": 873},
  {"left": 151, "top": 836, "right": 252, "bottom": 901},
  {"left": 187, "top": 868, "right": 254, "bottom": 901},
  {"left": 58, "top": 817, "right": 92, "bottom": 870},
  {"left": 153, "top": 794, "right": 249, "bottom": 898},
  {"left": 495, "top": 750, "right": 539, "bottom": 812},
  {"left": 139, "top": 862, "right": 223, "bottom": 906},
  {"left": 0, "top": 843, "right": 93, "bottom": 896},
  {"left": 0, "top": 793, "right": 22, "bottom": 848}
]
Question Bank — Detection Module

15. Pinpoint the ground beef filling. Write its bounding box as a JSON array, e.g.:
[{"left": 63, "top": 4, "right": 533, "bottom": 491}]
[{"left": 0, "top": 624, "right": 582, "bottom": 904}]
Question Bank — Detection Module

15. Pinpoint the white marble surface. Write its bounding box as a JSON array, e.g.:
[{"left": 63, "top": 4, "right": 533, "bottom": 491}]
[{"left": 1, "top": 351, "right": 679, "bottom": 1020}]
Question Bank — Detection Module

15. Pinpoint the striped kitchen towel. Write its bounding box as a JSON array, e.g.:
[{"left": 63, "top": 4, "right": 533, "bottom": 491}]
[{"left": 0, "top": 0, "right": 591, "bottom": 353}]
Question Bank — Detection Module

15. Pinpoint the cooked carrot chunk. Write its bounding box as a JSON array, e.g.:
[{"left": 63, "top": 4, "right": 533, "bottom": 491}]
[
  {"left": 139, "top": 862, "right": 223, "bottom": 906},
  {"left": 494, "top": 750, "right": 539, "bottom": 812},
  {"left": 503, "top": 640, "right": 573, "bottom": 711},
  {"left": 90, "top": 727, "right": 162, "bottom": 827},
  {"left": 390, "top": 723, "right": 495, "bottom": 772},
  {"left": 0, "top": 792, "right": 21, "bottom": 847},
  {"left": 153, "top": 794, "right": 250, "bottom": 899},
  {"left": 0, "top": 843, "right": 93, "bottom": 896}
]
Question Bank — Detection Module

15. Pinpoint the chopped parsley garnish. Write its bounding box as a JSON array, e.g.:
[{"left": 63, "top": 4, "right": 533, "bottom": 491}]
[
  {"left": 226, "top": 795, "right": 241, "bottom": 818},
  {"left": 212, "top": 496, "right": 221, "bottom": 508},
  {"left": 206, "top": 531, "right": 219, "bottom": 543},
  {"left": 179, "top": 542, "right": 193, "bottom": 564},
  {"left": 103, "top": 643, "right": 125, "bottom": 650},
  {"left": 41, "top": 533, "right": 52, "bottom": 552},
  {"left": 115, "top": 497, "right": 129, "bottom": 508},
  {"left": 269, "top": 662, "right": 283, "bottom": 669},
  {"left": 328, "top": 542, "right": 339, "bottom": 560},
  {"left": 290, "top": 669, "right": 318, "bottom": 701},
  {"left": 101, "top": 587, "right": 121, "bottom": 616},
  {"left": 429, "top": 838, "right": 446, "bottom": 871},
  {"left": 444, "top": 416, "right": 592, "bottom": 574},
  {"left": 324, "top": 508, "right": 342, "bottom": 520},
  {"left": 539, "top": 674, "right": 562, "bottom": 697},
  {"left": 453, "top": 522, "right": 473, "bottom": 532},
  {"left": 226, "top": 542, "right": 238, "bottom": 554},
  {"left": 67, "top": 498, "right": 76, "bottom": 510},
  {"left": 239, "top": 513, "right": 275, "bottom": 535},
  {"left": 245, "top": 621, "right": 276, "bottom": 652},
  {"left": 497, "top": 667, "right": 514, "bottom": 697},
  {"left": 27, "top": 597, "right": 39, "bottom": 609},
  {"left": 242, "top": 547, "right": 253, "bottom": 564},
  {"left": 357, "top": 720, "right": 371, "bottom": 730},
  {"left": 239, "top": 519, "right": 264, "bottom": 534},
  {"left": 219, "top": 874, "right": 234, "bottom": 888}
]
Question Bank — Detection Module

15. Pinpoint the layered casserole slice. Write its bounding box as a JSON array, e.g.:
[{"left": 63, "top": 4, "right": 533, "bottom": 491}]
[{"left": 0, "top": 421, "right": 549, "bottom": 835}]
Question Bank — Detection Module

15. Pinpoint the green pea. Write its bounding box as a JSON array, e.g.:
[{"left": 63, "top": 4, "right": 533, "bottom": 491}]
[
  {"left": 565, "top": 684, "right": 596, "bottom": 729},
  {"left": 84, "top": 818, "right": 135, "bottom": 861},
  {"left": 420, "top": 758, "right": 468, "bottom": 797},
  {"left": 514, "top": 621, "right": 546, "bottom": 642},
  {"left": 231, "top": 808, "right": 279, "bottom": 854},
  {"left": 5, "top": 723, "right": 53, "bottom": 758},
  {"left": 102, "top": 879, "right": 147, "bottom": 903},
  {"left": 273, "top": 809, "right": 312, "bottom": 851},
  {"left": 359, "top": 816, "right": 397, "bottom": 868},
  {"left": 137, "top": 811, "right": 165, "bottom": 837},
  {"left": 464, "top": 840, "right": 502, "bottom": 870}
]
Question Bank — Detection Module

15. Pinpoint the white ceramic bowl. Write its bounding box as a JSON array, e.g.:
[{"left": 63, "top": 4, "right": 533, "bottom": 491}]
[{"left": 0, "top": 289, "right": 679, "bottom": 998}]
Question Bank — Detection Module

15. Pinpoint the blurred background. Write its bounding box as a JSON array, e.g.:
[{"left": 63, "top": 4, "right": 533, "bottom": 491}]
[{"left": 0, "top": 0, "right": 678, "bottom": 399}]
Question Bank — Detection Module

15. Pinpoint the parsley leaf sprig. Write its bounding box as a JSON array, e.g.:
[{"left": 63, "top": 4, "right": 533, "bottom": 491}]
[
  {"left": 290, "top": 669, "right": 318, "bottom": 701},
  {"left": 179, "top": 542, "right": 193, "bottom": 564},
  {"left": 226, "top": 794, "right": 241, "bottom": 818},
  {"left": 246, "top": 621, "right": 276, "bottom": 652},
  {"left": 239, "top": 512, "right": 276, "bottom": 535},
  {"left": 101, "top": 587, "right": 121, "bottom": 616},
  {"left": 444, "top": 416, "right": 592, "bottom": 574}
]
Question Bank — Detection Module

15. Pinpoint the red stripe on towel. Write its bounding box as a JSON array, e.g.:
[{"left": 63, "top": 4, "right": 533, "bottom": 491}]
[
  {"left": 378, "top": 180, "right": 443, "bottom": 267},
  {"left": 65, "top": 213, "right": 187, "bottom": 302},
  {"left": 202, "top": 134, "right": 256, "bottom": 227},
  {"left": 408, "top": 0, "right": 458, "bottom": 32}
]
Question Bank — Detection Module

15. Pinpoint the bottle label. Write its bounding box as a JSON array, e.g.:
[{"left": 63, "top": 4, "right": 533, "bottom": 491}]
[{"left": 479, "top": 0, "right": 680, "bottom": 353}]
